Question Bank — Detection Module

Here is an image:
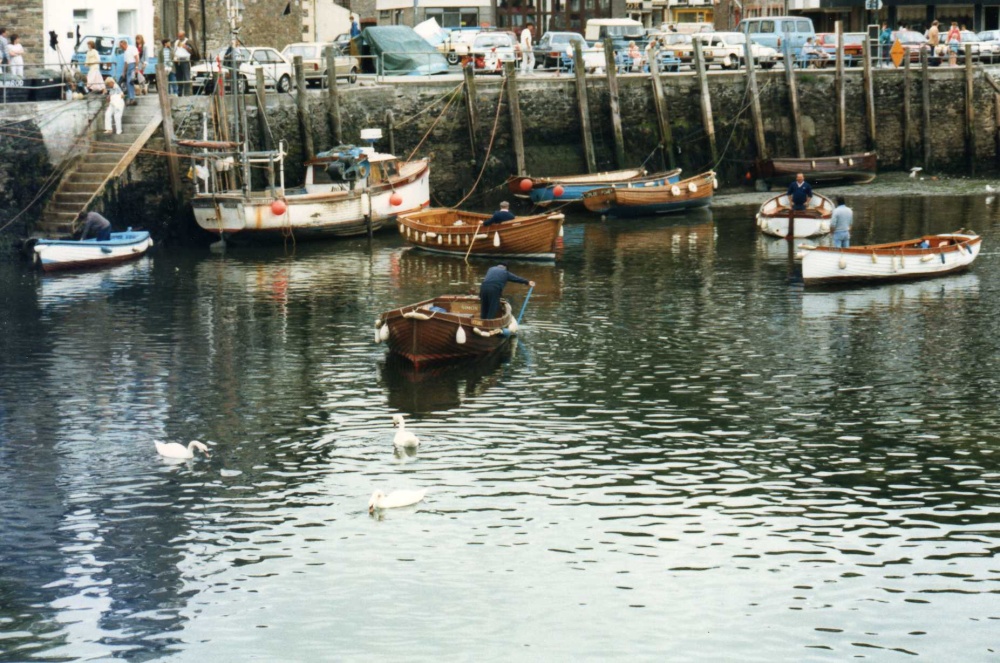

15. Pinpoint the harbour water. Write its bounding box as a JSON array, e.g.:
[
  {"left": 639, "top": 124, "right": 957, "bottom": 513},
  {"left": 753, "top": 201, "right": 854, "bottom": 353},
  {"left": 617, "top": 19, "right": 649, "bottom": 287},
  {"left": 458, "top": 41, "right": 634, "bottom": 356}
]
[{"left": 1, "top": 194, "right": 998, "bottom": 660}]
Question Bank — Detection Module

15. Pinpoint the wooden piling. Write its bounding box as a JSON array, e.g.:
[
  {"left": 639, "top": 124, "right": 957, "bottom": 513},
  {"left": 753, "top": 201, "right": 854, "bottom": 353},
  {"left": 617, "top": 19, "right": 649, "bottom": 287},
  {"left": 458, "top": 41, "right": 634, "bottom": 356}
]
[
  {"left": 783, "top": 41, "right": 806, "bottom": 158},
  {"left": 921, "top": 49, "right": 931, "bottom": 169},
  {"left": 293, "top": 56, "right": 314, "bottom": 161},
  {"left": 154, "top": 60, "right": 181, "bottom": 203},
  {"left": 965, "top": 44, "right": 976, "bottom": 175},
  {"left": 254, "top": 67, "right": 271, "bottom": 150},
  {"left": 573, "top": 40, "right": 598, "bottom": 173},
  {"left": 692, "top": 39, "right": 718, "bottom": 165},
  {"left": 648, "top": 46, "right": 676, "bottom": 171},
  {"left": 324, "top": 46, "right": 343, "bottom": 145},
  {"left": 386, "top": 110, "right": 395, "bottom": 155},
  {"left": 862, "top": 38, "right": 876, "bottom": 151},
  {"left": 743, "top": 39, "right": 767, "bottom": 162},
  {"left": 602, "top": 37, "right": 626, "bottom": 169},
  {"left": 462, "top": 64, "right": 479, "bottom": 159},
  {"left": 903, "top": 56, "right": 912, "bottom": 168},
  {"left": 835, "top": 22, "right": 846, "bottom": 153},
  {"left": 995, "top": 93, "right": 1000, "bottom": 170},
  {"left": 504, "top": 61, "right": 527, "bottom": 176}
]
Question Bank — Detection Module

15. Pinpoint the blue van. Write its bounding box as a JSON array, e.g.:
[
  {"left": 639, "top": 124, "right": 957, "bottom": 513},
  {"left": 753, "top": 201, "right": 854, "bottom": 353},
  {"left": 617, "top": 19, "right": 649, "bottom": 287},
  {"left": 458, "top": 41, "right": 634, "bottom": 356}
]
[
  {"left": 736, "top": 16, "right": 815, "bottom": 60},
  {"left": 71, "top": 35, "right": 158, "bottom": 86}
]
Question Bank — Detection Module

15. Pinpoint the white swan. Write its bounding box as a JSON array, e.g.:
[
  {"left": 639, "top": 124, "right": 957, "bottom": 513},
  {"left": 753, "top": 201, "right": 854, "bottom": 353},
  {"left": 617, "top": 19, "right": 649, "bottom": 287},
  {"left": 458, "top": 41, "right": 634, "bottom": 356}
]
[
  {"left": 369, "top": 489, "right": 427, "bottom": 513},
  {"left": 909, "top": 166, "right": 923, "bottom": 178},
  {"left": 154, "top": 440, "right": 210, "bottom": 459},
  {"left": 392, "top": 414, "right": 420, "bottom": 448}
]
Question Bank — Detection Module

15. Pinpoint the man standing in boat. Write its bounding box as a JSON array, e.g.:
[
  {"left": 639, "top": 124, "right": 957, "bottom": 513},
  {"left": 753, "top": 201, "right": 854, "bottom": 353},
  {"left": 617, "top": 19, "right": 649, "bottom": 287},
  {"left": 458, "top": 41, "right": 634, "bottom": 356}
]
[
  {"left": 479, "top": 264, "right": 534, "bottom": 320},
  {"left": 484, "top": 201, "right": 516, "bottom": 226},
  {"left": 787, "top": 173, "right": 813, "bottom": 211},
  {"left": 830, "top": 196, "right": 853, "bottom": 248},
  {"left": 76, "top": 211, "right": 113, "bottom": 241}
]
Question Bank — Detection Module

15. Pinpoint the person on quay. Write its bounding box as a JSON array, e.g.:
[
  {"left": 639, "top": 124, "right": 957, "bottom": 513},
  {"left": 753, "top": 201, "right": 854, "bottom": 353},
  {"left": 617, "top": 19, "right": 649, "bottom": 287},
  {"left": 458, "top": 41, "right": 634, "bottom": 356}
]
[
  {"left": 7, "top": 34, "right": 24, "bottom": 80},
  {"left": 787, "top": 172, "right": 813, "bottom": 211},
  {"left": 173, "top": 30, "right": 193, "bottom": 97},
  {"left": 484, "top": 201, "right": 516, "bottom": 227},
  {"left": 84, "top": 40, "right": 104, "bottom": 92},
  {"left": 479, "top": 263, "right": 535, "bottom": 320},
  {"left": 946, "top": 21, "right": 962, "bottom": 65},
  {"left": 160, "top": 39, "right": 177, "bottom": 94},
  {"left": 0, "top": 27, "right": 9, "bottom": 75},
  {"left": 135, "top": 34, "right": 148, "bottom": 94},
  {"left": 830, "top": 196, "right": 853, "bottom": 248},
  {"left": 521, "top": 22, "right": 535, "bottom": 73},
  {"left": 350, "top": 14, "right": 362, "bottom": 39},
  {"left": 103, "top": 77, "right": 125, "bottom": 134},
  {"left": 76, "top": 211, "right": 113, "bottom": 241},
  {"left": 878, "top": 23, "right": 892, "bottom": 67},
  {"left": 120, "top": 38, "right": 139, "bottom": 105}
]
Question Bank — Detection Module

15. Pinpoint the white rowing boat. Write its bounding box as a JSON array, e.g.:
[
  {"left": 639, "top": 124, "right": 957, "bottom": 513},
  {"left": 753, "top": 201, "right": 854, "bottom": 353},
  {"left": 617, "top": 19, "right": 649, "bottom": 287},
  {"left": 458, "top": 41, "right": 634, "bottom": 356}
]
[
  {"left": 756, "top": 192, "right": 835, "bottom": 238},
  {"left": 33, "top": 230, "right": 153, "bottom": 272}
]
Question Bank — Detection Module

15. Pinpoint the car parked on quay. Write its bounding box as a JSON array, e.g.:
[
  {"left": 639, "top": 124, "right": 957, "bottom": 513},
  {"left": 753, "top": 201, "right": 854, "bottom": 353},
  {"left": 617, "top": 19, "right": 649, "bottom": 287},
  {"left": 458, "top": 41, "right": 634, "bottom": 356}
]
[
  {"left": 815, "top": 32, "right": 866, "bottom": 65},
  {"left": 71, "top": 35, "right": 158, "bottom": 86},
  {"left": 439, "top": 28, "right": 481, "bottom": 65},
  {"left": 976, "top": 29, "right": 1000, "bottom": 63},
  {"left": 693, "top": 31, "right": 779, "bottom": 69},
  {"left": 191, "top": 46, "right": 294, "bottom": 94},
  {"left": 280, "top": 42, "right": 360, "bottom": 85},
  {"left": 533, "top": 31, "right": 587, "bottom": 70},
  {"left": 469, "top": 31, "right": 520, "bottom": 72}
]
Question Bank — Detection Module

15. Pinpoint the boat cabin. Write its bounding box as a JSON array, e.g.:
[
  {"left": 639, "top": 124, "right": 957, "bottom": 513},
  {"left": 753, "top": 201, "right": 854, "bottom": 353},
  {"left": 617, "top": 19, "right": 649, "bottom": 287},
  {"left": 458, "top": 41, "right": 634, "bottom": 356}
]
[{"left": 303, "top": 149, "right": 401, "bottom": 194}]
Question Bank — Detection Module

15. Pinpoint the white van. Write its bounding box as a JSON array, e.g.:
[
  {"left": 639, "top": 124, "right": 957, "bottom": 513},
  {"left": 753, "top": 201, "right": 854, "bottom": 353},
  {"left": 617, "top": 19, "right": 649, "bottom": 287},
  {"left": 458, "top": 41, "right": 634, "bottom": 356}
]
[
  {"left": 736, "top": 16, "right": 815, "bottom": 56},
  {"left": 585, "top": 18, "right": 645, "bottom": 49}
]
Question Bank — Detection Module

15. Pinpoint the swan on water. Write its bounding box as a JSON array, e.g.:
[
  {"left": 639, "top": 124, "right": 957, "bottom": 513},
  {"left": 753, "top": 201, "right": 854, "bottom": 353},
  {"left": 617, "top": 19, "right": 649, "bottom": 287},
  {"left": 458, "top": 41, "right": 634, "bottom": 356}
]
[
  {"left": 392, "top": 414, "right": 420, "bottom": 448},
  {"left": 369, "top": 489, "right": 427, "bottom": 513},
  {"left": 154, "top": 440, "right": 210, "bottom": 459}
]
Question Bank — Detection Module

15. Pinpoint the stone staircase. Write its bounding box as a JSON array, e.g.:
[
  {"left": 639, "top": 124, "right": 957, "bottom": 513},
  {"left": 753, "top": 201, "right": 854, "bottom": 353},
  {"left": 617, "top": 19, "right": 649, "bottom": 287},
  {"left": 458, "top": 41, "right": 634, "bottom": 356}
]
[{"left": 37, "top": 94, "right": 163, "bottom": 237}]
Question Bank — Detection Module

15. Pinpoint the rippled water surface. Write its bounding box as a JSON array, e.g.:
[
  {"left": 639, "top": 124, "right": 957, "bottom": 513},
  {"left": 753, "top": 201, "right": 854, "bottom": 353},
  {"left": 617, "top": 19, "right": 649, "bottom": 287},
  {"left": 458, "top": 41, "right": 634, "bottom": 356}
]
[{"left": 1, "top": 195, "right": 999, "bottom": 661}]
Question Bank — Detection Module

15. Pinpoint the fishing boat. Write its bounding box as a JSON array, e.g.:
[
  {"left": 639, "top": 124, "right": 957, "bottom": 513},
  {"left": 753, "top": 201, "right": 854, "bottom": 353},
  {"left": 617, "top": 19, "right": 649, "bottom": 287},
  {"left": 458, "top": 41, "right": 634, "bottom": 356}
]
[
  {"left": 581, "top": 171, "right": 716, "bottom": 217},
  {"left": 800, "top": 232, "right": 981, "bottom": 285},
  {"left": 396, "top": 208, "right": 564, "bottom": 260},
  {"left": 755, "top": 152, "right": 877, "bottom": 187},
  {"left": 183, "top": 136, "right": 430, "bottom": 241},
  {"left": 756, "top": 191, "right": 835, "bottom": 238},
  {"left": 375, "top": 295, "right": 519, "bottom": 368},
  {"left": 507, "top": 168, "right": 647, "bottom": 199},
  {"left": 528, "top": 169, "right": 683, "bottom": 206},
  {"left": 31, "top": 230, "right": 153, "bottom": 272}
]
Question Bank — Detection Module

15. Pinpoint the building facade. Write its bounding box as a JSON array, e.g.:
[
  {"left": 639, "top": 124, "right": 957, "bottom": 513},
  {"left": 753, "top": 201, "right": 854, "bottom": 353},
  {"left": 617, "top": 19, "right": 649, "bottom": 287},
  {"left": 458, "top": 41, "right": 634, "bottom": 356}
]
[{"left": 374, "top": 0, "right": 493, "bottom": 28}]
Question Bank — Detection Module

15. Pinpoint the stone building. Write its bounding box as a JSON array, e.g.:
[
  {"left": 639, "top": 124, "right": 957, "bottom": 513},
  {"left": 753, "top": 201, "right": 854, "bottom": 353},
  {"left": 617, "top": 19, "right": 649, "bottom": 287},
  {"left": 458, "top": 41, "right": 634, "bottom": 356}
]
[{"left": 158, "top": 0, "right": 304, "bottom": 59}]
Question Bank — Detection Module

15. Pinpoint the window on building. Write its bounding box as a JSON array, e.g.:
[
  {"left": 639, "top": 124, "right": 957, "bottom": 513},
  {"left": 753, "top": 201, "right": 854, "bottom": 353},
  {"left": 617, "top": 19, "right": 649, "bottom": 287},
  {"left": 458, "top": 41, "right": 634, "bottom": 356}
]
[
  {"left": 425, "top": 7, "right": 480, "bottom": 28},
  {"left": 73, "top": 9, "right": 89, "bottom": 21}
]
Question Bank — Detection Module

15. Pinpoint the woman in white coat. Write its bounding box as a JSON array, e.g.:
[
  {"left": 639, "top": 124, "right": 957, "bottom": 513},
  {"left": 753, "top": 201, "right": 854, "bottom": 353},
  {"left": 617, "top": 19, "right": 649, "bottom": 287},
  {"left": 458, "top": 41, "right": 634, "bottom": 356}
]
[{"left": 104, "top": 77, "right": 125, "bottom": 135}]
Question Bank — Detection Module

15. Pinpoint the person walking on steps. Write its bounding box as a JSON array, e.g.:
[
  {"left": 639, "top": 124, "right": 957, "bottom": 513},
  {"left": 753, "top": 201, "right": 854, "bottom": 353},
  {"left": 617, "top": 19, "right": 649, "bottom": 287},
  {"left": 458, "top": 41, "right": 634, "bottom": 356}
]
[
  {"left": 479, "top": 263, "right": 535, "bottom": 320},
  {"left": 103, "top": 77, "right": 125, "bottom": 134}
]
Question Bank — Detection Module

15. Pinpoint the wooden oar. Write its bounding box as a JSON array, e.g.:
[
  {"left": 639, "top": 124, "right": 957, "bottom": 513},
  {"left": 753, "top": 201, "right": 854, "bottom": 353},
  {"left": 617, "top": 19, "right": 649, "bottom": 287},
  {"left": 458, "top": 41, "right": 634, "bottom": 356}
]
[
  {"left": 517, "top": 285, "right": 534, "bottom": 325},
  {"left": 464, "top": 221, "right": 483, "bottom": 263}
]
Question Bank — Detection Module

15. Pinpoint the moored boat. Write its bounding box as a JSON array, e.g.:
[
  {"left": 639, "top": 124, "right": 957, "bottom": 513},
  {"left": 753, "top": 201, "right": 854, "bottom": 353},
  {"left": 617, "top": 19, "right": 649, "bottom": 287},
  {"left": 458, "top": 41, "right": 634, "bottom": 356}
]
[
  {"left": 32, "top": 230, "right": 153, "bottom": 272},
  {"left": 375, "top": 295, "right": 518, "bottom": 368},
  {"left": 800, "top": 232, "right": 981, "bottom": 285},
  {"left": 757, "top": 191, "right": 835, "bottom": 238},
  {"left": 581, "top": 171, "right": 716, "bottom": 217},
  {"left": 528, "top": 169, "right": 683, "bottom": 206},
  {"left": 756, "top": 152, "right": 877, "bottom": 188},
  {"left": 506, "top": 168, "right": 647, "bottom": 199},
  {"left": 396, "top": 208, "right": 564, "bottom": 260}
]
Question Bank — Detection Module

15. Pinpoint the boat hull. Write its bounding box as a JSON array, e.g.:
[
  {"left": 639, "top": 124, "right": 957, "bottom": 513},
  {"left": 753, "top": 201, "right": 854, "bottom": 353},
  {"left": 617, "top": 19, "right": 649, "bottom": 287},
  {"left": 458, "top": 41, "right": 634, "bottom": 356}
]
[
  {"left": 33, "top": 231, "right": 153, "bottom": 272},
  {"left": 377, "top": 295, "right": 516, "bottom": 368},
  {"left": 801, "top": 233, "right": 981, "bottom": 285},
  {"left": 397, "top": 208, "right": 564, "bottom": 260},
  {"left": 528, "top": 169, "right": 682, "bottom": 206},
  {"left": 757, "top": 191, "right": 835, "bottom": 238},
  {"left": 506, "top": 168, "right": 646, "bottom": 199},
  {"left": 193, "top": 159, "right": 430, "bottom": 240},
  {"left": 582, "top": 171, "right": 716, "bottom": 217},
  {"left": 757, "top": 152, "right": 877, "bottom": 187}
]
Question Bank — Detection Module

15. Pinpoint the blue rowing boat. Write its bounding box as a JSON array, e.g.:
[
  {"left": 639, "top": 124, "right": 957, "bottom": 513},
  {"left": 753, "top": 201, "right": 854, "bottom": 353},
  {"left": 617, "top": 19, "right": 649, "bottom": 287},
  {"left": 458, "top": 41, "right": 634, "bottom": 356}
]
[
  {"left": 32, "top": 230, "right": 153, "bottom": 272},
  {"left": 529, "top": 168, "right": 683, "bottom": 206}
]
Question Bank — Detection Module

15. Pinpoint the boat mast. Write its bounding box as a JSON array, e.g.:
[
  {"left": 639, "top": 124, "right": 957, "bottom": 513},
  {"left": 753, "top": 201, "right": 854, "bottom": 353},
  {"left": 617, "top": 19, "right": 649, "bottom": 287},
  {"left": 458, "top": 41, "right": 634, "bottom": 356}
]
[{"left": 225, "top": 0, "right": 250, "bottom": 196}]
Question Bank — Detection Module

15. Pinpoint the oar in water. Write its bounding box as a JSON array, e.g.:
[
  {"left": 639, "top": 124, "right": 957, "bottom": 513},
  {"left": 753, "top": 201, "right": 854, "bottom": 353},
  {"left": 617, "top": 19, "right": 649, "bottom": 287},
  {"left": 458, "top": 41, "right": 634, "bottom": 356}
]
[
  {"left": 464, "top": 221, "right": 483, "bottom": 264},
  {"left": 517, "top": 285, "right": 534, "bottom": 325}
]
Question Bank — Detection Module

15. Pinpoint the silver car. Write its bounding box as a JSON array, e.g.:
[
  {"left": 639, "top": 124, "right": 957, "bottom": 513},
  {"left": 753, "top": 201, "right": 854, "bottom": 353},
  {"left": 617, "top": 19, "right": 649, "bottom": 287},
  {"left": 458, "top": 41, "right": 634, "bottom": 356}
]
[{"left": 281, "top": 42, "right": 360, "bottom": 85}]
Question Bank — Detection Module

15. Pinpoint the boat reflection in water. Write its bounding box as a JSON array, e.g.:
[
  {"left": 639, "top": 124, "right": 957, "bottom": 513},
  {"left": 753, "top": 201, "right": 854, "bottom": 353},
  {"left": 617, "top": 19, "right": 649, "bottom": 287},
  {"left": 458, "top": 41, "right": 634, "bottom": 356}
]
[
  {"left": 378, "top": 341, "right": 517, "bottom": 414},
  {"left": 37, "top": 258, "right": 153, "bottom": 314},
  {"left": 799, "top": 272, "right": 981, "bottom": 320},
  {"left": 755, "top": 233, "right": 832, "bottom": 263},
  {"left": 389, "top": 248, "right": 564, "bottom": 298},
  {"left": 580, "top": 207, "right": 715, "bottom": 258}
]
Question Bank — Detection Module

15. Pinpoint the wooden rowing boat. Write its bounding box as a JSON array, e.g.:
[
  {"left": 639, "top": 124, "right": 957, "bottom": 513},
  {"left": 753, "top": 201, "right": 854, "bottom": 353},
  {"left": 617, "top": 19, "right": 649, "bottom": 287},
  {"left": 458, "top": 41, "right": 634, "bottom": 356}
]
[
  {"left": 800, "top": 232, "right": 982, "bottom": 285},
  {"left": 756, "top": 192, "right": 835, "bottom": 238},
  {"left": 755, "top": 152, "right": 877, "bottom": 187},
  {"left": 528, "top": 169, "right": 683, "bottom": 206},
  {"left": 396, "top": 208, "right": 564, "bottom": 260},
  {"left": 376, "top": 295, "right": 517, "bottom": 368},
  {"left": 32, "top": 230, "right": 153, "bottom": 272},
  {"left": 506, "top": 168, "right": 647, "bottom": 198},
  {"left": 581, "top": 171, "right": 716, "bottom": 217}
]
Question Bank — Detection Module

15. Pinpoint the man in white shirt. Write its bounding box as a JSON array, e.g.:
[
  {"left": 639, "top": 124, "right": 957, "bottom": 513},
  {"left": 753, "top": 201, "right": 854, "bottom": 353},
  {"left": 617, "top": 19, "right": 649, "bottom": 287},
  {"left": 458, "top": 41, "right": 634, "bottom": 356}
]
[
  {"left": 520, "top": 23, "right": 534, "bottom": 74},
  {"left": 173, "top": 31, "right": 192, "bottom": 97},
  {"left": 122, "top": 39, "right": 139, "bottom": 104}
]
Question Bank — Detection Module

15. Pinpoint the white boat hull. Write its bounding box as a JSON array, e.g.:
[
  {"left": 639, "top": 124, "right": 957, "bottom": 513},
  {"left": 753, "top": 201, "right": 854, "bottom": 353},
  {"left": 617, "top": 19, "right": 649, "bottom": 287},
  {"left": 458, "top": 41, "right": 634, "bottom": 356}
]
[
  {"left": 757, "top": 191, "right": 835, "bottom": 238},
  {"left": 33, "top": 231, "right": 153, "bottom": 272},
  {"left": 801, "top": 233, "right": 981, "bottom": 285}
]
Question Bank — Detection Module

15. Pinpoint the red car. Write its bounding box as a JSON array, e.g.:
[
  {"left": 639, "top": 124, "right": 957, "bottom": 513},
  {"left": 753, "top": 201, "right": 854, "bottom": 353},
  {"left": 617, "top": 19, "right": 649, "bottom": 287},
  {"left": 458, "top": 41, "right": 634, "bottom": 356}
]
[{"left": 815, "top": 32, "right": 866, "bottom": 66}]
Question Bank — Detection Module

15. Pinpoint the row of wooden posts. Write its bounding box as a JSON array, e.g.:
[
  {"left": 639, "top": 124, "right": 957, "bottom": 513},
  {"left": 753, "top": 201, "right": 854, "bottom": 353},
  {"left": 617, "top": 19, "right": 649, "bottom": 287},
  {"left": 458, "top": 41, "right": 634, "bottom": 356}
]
[{"left": 154, "top": 34, "right": 990, "bottom": 203}]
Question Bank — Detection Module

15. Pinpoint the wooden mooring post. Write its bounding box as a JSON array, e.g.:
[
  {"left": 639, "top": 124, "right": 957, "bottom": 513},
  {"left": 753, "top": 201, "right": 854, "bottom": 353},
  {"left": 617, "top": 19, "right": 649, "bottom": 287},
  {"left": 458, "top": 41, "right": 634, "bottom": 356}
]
[
  {"left": 921, "top": 49, "right": 932, "bottom": 169},
  {"left": 324, "top": 46, "right": 343, "bottom": 145},
  {"left": 692, "top": 39, "right": 718, "bottom": 165},
  {"left": 503, "top": 61, "right": 527, "bottom": 176},
  {"left": 293, "top": 56, "right": 314, "bottom": 161},
  {"left": 385, "top": 110, "right": 395, "bottom": 155},
  {"left": 862, "top": 37, "right": 876, "bottom": 151},
  {"left": 462, "top": 64, "right": 479, "bottom": 159},
  {"left": 903, "top": 56, "right": 912, "bottom": 168},
  {"left": 602, "top": 38, "right": 626, "bottom": 169},
  {"left": 648, "top": 46, "right": 675, "bottom": 171},
  {"left": 835, "top": 22, "right": 846, "bottom": 153},
  {"left": 573, "top": 40, "right": 597, "bottom": 173},
  {"left": 783, "top": 41, "right": 806, "bottom": 158},
  {"left": 154, "top": 60, "right": 181, "bottom": 202},
  {"left": 743, "top": 39, "right": 767, "bottom": 163},
  {"left": 254, "top": 67, "right": 271, "bottom": 150},
  {"left": 965, "top": 44, "right": 976, "bottom": 175}
]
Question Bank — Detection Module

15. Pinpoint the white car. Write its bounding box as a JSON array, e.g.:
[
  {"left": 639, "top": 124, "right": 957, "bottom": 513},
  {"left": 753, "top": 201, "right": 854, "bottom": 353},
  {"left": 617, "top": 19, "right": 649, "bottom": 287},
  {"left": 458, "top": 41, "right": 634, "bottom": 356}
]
[
  {"left": 281, "top": 42, "right": 360, "bottom": 85},
  {"left": 191, "top": 46, "right": 294, "bottom": 94},
  {"left": 694, "top": 31, "right": 778, "bottom": 69},
  {"left": 470, "top": 32, "right": 520, "bottom": 71},
  {"left": 439, "top": 29, "right": 481, "bottom": 65}
]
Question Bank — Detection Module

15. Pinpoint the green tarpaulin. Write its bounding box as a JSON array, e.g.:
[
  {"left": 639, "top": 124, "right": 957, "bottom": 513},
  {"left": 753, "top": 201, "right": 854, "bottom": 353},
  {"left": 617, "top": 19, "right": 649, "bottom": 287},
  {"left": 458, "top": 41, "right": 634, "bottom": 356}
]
[{"left": 352, "top": 26, "right": 449, "bottom": 76}]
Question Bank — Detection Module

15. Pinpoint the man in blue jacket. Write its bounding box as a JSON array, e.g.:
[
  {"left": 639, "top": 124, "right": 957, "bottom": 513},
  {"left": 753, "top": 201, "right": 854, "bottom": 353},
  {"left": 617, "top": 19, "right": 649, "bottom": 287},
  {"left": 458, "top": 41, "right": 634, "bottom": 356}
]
[
  {"left": 786, "top": 172, "right": 813, "bottom": 211},
  {"left": 484, "top": 201, "right": 515, "bottom": 226},
  {"left": 479, "top": 263, "right": 534, "bottom": 320}
]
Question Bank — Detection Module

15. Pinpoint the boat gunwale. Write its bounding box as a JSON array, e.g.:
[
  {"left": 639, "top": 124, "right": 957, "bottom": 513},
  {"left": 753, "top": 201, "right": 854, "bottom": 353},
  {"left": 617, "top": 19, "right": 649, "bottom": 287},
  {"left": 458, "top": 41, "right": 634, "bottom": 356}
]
[{"left": 808, "top": 233, "right": 981, "bottom": 256}]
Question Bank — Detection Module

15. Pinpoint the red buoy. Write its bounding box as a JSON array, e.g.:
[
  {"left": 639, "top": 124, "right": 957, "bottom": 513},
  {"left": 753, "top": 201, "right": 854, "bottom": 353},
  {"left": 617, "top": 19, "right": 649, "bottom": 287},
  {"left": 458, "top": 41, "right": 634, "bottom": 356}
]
[
  {"left": 389, "top": 193, "right": 403, "bottom": 206},
  {"left": 519, "top": 178, "right": 533, "bottom": 192},
  {"left": 552, "top": 185, "right": 565, "bottom": 198},
  {"left": 270, "top": 199, "right": 287, "bottom": 215}
]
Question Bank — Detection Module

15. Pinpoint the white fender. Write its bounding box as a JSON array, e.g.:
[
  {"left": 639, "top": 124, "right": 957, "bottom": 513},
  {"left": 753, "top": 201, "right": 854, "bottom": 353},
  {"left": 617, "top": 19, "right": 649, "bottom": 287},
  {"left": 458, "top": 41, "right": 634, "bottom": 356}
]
[
  {"left": 839, "top": 256, "right": 847, "bottom": 269},
  {"left": 671, "top": 185, "right": 681, "bottom": 196},
  {"left": 493, "top": 232, "right": 501, "bottom": 247},
  {"left": 406, "top": 227, "right": 411, "bottom": 238},
  {"left": 508, "top": 319, "right": 519, "bottom": 334},
  {"left": 379, "top": 324, "right": 390, "bottom": 342},
  {"left": 374, "top": 328, "right": 382, "bottom": 343},
  {"left": 403, "top": 311, "right": 432, "bottom": 320},
  {"left": 455, "top": 325, "right": 467, "bottom": 344},
  {"left": 871, "top": 252, "right": 877, "bottom": 264},
  {"left": 475, "top": 233, "right": 488, "bottom": 240},
  {"left": 438, "top": 235, "right": 443, "bottom": 244},
  {"left": 687, "top": 182, "right": 697, "bottom": 193},
  {"left": 427, "top": 232, "right": 437, "bottom": 239},
  {"left": 399, "top": 224, "right": 405, "bottom": 234},
  {"left": 920, "top": 254, "right": 934, "bottom": 262},
  {"left": 713, "top": 178, "right": 719, "bottom": 190},
  {"left": 559, "top": 225, "right": 564, "bottom": 237}
]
